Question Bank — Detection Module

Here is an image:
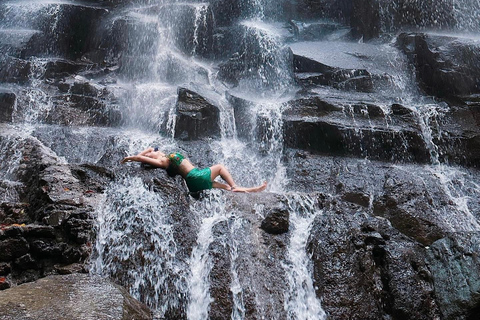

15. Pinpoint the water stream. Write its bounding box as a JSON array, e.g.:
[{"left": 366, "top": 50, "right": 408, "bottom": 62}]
[{"left": 2, "top": 0, "right": 480, "bottom": 319}]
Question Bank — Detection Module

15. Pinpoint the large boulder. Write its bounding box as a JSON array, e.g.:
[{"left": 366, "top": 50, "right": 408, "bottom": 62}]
[
  {"left": 174, "top": 88, "right": 221, "bottom": 140},
  {"left": 309, "top": 201, "right": 441, "bottom": 319},
  {"left": 294, "top": 54, "right": 375, "bottom": 92},
  {"left": 0, "top": 131, "right": 111, "bottom": 289},
  {"left": 435, "top": 104, "right": 480, "bottom": 167},
  {"left": 397, "top": 33, "right": 480, "bottom": 99},
  {"left": 0, "top": 274, "right": 152, "bottom": 320},
  {"left": 3, "top": 3, "right": 109, "bottom": 59},
  {"left": 283, "top": 95, "right": 430, "bottom": 163},
  {"left": 427, "top": 233, "right": 480, "bottom": 320}
]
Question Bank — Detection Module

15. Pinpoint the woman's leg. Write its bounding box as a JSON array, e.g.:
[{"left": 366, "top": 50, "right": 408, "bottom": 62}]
[
  {"left": 209, "top": 164, "right": 237, "bottom": 188},
  {"left": 209, "top": 164, "right": 268, "bottom": 193},
  {"left": 212, "top": 181, "right": 232, "bottom": 191}
]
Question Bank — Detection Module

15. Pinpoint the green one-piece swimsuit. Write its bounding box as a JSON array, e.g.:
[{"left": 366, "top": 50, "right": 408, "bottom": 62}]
[{"left": 168, "top": 153, "right": 213, "bottom": 192}]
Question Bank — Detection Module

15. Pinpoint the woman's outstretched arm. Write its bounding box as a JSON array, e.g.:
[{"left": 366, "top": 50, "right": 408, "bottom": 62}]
[{"left": 121, "top": 155, "right": 168, "bottom": 168}]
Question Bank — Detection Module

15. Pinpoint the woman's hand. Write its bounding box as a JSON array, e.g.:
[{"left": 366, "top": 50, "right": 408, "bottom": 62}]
[{"left": 121, "top": 156, "right": 134, "bottom": 164}]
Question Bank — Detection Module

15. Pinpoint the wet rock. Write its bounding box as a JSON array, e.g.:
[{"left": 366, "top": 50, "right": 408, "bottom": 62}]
[
  {"left": 0, "top": 55, "right": 30, "bottom": 84},
  {"left": 0, "top": 91, "right": 16, "bottom": 123},
  {"left": 211, "top": 25, "right": 246, "bottom": 60},
  {"left": 293, "top": 0, "right": 352, "bottom": 22},
  {"left": 0, "top": 278, "right": 10, "bottom": 290},
  {"left": 342, "top": 191, "right": 371, "bottom": 207},
  {"left": 260, "top": 207, "right": 290, "bottom": 234},
  {"left": 0, "top": 132, "right": 105, "bottom": 287},
  {"left": 283, "top": 97, "right": 430, "bottom": 163},
  {"left": 293, "top": 54, "right": 334, "bottom": 74},
  {"left": 23, "top": 225, "right": 56, "bottom": 239},
  {"left": 26, "top": 4, "right": 108, "bottom": 59},
  {"left": 226, "top": 92, "right": 256, "bottom": 141},
  {"left": 426, "top": 233, "right": 480, "bottom": 320},
  {"left": 174, "top": 87, "right": 221, "bottom": 140},
  {"left": 14, "top": 253, "right": 38, "bottom": 271},
  {"left": 294, "top": 54, "right": 374, "bottom": 92},
  {"left": 0, "top": 202, "right": 29, "bottom": 225},
  {"left": 210, "top": 0, "right": 244, "bottom": 27},
  {"left": 55, "top": 263, "right": 86, "bottom": 275},
  {"left": 288, "top": 20, "right": 350, "bottom": 41},
  {"left": 209, "top": 220, "right": 234, "bottom": 319},
  {"left": 397, "top": 33, "right": 480, "bottom": 99},
  {"left": 64, "top": 215, "right": 94, "bottom": 244},
  {"left": 373, "top": 168, "right": 448, "bottom": 246},
  {"left": 0, "top": 274, "right": 152, "bottom": 320},
  {"left": 383, "top": 0, "right": 455, "bottom": 32},
  {"left": 435, "top": 104, "right": 480, "bottom": 167},
  {"left": 217, "top": 28, "right": 293, "bottom": 90},
  {"left": 44, "top": 94, "right": 122, "bottom": 127},
  {"left": 0, "top": 238, "right": 29, "bottom": 262},
  {"left": 0, "top": 29, "right": 41, "bottom": 58},
  {"left": 225, "top": 193, "right": 289, "bottom": 319},
  {"left": 0, "top": 263, "right": 11, "bottom": 275},
  {"left": 350, "top": 0, "right": 380, "bottom": 40},
  {"left": 391, "top": 103, "right": 414, "bottom": 116},
  {"left": 30, "top": 240, "right": 63, "bottom": 259},
  {"left": 309, "top": 202, "right": 441, "bottom": 319},
  {"left": 44, "top": 59, "right": 92, "bottom": 80}
]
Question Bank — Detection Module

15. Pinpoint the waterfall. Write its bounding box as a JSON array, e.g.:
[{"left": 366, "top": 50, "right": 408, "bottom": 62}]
[
  {"left": 229, "top": 218, "right": 246, "bottom": 320},
  {"left": 3, "top": 0, "right": 480, "bottom": 319},
  {"left": 284, "top": 194, "right": 326, "bottom": 320},
  {"left": 186, "top": 192, "right": 227, "bottom": 320},
  {"left": 91, "top": 176, "right": 189, "bottom": 317}
]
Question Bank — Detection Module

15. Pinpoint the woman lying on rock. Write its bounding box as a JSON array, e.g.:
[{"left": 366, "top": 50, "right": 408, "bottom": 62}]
[{"left": 121, "top": 147, "right": 267, "bottom": 193}]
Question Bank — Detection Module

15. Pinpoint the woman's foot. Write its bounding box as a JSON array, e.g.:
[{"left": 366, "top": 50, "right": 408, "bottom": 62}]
[{"left": 232, "top": 181, "right": 267, "bottom": 193}]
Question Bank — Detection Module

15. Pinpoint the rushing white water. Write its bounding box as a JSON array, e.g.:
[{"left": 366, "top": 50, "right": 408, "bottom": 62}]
[
  {"left": 284, "top": 194, "right": 326, "bottom": 320},
  {"left": 186, "top": 191, "right": 227, "bottom": 320},
  {"left": 229, "top": 217, "right": 246, "bottom": 320},
  {"left": 192, "top": 3, "right": 209, "bottom": 56},
  {"left": 91, "top": 176, "right": 189, "bottom": 317},
  {"left": 427, "top": 165, "right": 480, "bottom": 231}
]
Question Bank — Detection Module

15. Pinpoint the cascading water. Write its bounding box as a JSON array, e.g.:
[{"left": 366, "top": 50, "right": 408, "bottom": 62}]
[
  {"left": 283, "top": 194, "right": 326, "bottom": 320},
  {"left": 186, "top": 192, "right": 227, "bottom": 320},
  {"left": 91, "top": 176, "right": 189, "bottom": 314},
  {"left": 2, "top": 0, "right": 480, "bottom": 319}
]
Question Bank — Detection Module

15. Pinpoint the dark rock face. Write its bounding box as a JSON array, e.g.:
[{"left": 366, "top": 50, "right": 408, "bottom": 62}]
[
  {"left": 226, "top": 92, "right": 256, "bottom": 141},
  {"left": 350, "top": 0, "right": 381, "bottom": 40},
  {"left": 0, "top": 274, "right": 152, "bottom": 320},
  {"left": 22, "top": 4, "right": 108, "bottom": 60},
  {"left": 397, "top": 33, "right": 480, "bottom": 99},
  {"left": 174, "top": 87, "right": 221, "bottom": 140},
  {"left": 427, "top": 234, "right": 480, "bottom": 320},
  {"left": 283, "top": 96, "right": 430, "bottom": 163},
  {"left": 308, "top": 203, "right": 441, "bottom": 319},
  {"left": 380, "top": 0, "right": 456, "bottom": 32},
  {"left": 434, "top": 104, "right": 480, "bottom": 167},
  {"left": 0, "top": 55, "right": 31, "bottom": 84},
  {"left": 0, "top": 132, "right": 110, "bottom": 289},
  {"left": 0, "top": 91, "right": 16, "bottom": 123},
  {"left": 208, "top": 220, "right": 234, "bottom": 319},
  {"left": 294, "top": 54, "right": 375, "bottom": 92},
  {"left": 261, "top": 207, "right": 290, "bottom": 234},
  {"left": 373, "top": 168, "right": 447, "bottom": 246}
]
